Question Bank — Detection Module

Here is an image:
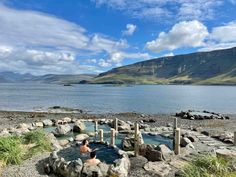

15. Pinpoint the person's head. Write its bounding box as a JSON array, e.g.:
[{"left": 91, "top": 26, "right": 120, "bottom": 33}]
[
  {"left": 90, "top": 151, "right": 96, "bottom": 159},
  {"left": 82, "top": 139, "right": 88, "bottom": 146}
]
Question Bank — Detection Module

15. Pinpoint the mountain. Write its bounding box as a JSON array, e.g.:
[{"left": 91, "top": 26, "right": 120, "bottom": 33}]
[
  {"left": 90, "top": 47, "right": 236, "bottom": 85},
  {"left": 0, "top": 72, "right": 95, "bottom": 84},
  {"left": 0, "top": 71, "right": 35, "bottom": 83},
  {"left": 32, "top": 74, "right": 95, "bottom": 84}
]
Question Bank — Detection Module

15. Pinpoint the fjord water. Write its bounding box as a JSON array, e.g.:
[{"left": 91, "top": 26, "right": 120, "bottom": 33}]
[{"left": 0, "top": 83, "right": 236, "bottom": 114}]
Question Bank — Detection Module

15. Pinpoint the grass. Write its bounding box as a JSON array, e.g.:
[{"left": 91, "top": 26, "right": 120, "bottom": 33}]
[
  {"left": 181, "top": 154, "right": 236, "bottom": 177},
  {"left": 23, "top": 129, "right": 52, "bottom": 158},
  {"left": 0, "top": 129, "right": 52, "bottom": 165},
  {"left": 0, "top": 136, "right": 24, "bottom": 165}
]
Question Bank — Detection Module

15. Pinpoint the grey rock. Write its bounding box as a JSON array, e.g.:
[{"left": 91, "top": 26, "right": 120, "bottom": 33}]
[
  {"left": 130, "top": 156, "right": 148, "bottom": 169},
  {"left": 155, "top": 144, "right": 173, "bottom": 161},
  {"left": 75, "top": 134, "right": 89, "bottom": 142},
  {"left": 180, "top": 137, "right": 192, "bottom": 147},
  {"left": 43, "top": 119, "right": 53, "bottom": 126},
  {"left": 53, "top": 124, "right": 72, "bottom": 137},
  {"left": 122, "top": 132, "right": 144, "bottom": 151},
  {"left": 73, "top": 120, "right": 86, "bottom": 133},
  {"left": 144, "top": 161, "right": 171, "bottom": 177}
]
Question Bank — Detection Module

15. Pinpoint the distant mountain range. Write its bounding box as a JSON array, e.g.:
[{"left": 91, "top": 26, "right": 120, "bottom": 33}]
[
  {"left": 90, "top": 47, "right": 236, "bottom": 85},
  {"left": 0, "top": 71, "right": 95, "bottom": 84},
  {"left": 1, "top": 47, "right": 236, "bottom": 85}
]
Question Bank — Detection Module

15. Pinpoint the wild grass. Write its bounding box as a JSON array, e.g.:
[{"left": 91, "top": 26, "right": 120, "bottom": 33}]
[
  {"left": 181, "top": 154, "right": 236, "bottom": 177},
  {"left": 23, "top": 129, "right": 52, "bottom": 158},
  {"left": 0, "top": 130, "right": 52, "bottom": 165},
  {"left": 0, "top": 136, "right": 24, "bottom": 165}
]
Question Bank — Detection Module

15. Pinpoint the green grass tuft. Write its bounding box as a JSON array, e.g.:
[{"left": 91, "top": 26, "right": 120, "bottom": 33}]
[
  {"left": 0, "top": 130, "right": 52, "bottom": 165},
  {"left": 181, "top": 155, "right": 236, "bottom": 177},
  {"left": 0, "top": 136, "right": 24, "bottom": 165},
  {"left": 23, "top": 129, "right": 52, "bottom": 158}
]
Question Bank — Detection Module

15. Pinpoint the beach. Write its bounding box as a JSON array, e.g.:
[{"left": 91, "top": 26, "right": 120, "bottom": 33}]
[{"left": 1, "top": 110, "right": 235, "bottom": 134}]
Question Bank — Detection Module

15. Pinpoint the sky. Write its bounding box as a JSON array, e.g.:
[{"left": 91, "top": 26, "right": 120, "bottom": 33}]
[{"left": 0, "top": 0, "right": 236, "bottom": 75}]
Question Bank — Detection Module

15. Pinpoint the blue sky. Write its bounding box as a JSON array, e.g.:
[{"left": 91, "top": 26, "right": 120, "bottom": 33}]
[{"left": 0, "top": 0, "right": 236, "bottom": 75}]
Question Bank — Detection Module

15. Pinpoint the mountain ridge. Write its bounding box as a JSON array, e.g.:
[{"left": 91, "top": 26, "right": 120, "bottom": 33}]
[
  {"left": 0, "top": 72, "right": 95, "bottom": 84},
  {"left": 91, "top": 47, "right": 236, "bottom": 85}
]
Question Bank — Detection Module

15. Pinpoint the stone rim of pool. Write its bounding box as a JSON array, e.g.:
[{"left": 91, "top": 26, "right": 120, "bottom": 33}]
[{"left": 48, "top": 140, "right": 130, "bottom": 177}]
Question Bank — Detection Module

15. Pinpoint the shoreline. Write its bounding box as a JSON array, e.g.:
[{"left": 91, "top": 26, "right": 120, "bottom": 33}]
[{"left": 0, "top": 109, "right": 236, "bottom": 134}]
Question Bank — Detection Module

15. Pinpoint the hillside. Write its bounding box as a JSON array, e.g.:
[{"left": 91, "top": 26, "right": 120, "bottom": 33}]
[
  {"left": 91, "top": 47, "right": 236, "bottom": 85},
  {"left": 0, "top": 72, "right": 95, "bottom": 84}
]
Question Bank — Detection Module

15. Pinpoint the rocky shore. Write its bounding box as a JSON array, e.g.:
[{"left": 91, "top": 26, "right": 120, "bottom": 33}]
[
  {"left": 0, "top": 109, "right": 236, "bottom": 177},
  {"left": 0, "top": 110, "right": 235, "bottom": 133}
]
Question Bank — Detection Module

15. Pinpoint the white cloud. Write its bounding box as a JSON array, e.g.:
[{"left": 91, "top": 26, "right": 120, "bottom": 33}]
[
  {"left": 145, "top": 20, "right": 209, "bottom": 53},
  {"left": 210, "top": 22, "right": 236, "bottom": 43},
  {"left": 198, "top": 42, "right": 236, "bottom": 52},
  {"left": 145, "top": 20, "right": 236, "bottom": 53},
  {"left": 122, "top": 24, "right": 137, "bottom": 36},
  {"left": 98, "top": 59, "right": 111, "bottom": 67},
  {"left": 163, "top": 52, "right": 174, "bottom": 57},
  {"left": 199, "top": 22, "right": 236, "bottom": 51},
  {"left": 88, "top": 34, "right": 128, "bottom": 53},
  {"left": 0, "top": 3, "right": 149, "bottom": 74},
  {"left": 109, "top": 52, "right": 150, "bottom": 63},
  {"left": 0, "top": 4, "right": 89, "bottom": 50},
  {"left": 92, "top": 0, "right": 228, "bottom": 21}
]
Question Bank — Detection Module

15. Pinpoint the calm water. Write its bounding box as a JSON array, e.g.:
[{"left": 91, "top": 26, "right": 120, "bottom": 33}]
[{"left": 0, "top": 83, "right": 236, "bottom": 114}]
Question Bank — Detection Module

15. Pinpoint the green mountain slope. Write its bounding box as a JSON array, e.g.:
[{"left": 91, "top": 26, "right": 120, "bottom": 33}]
[
  {"left": 0, "top": 72, "right": 95, "bottom": 84},
  {"left": 91, "top": 47, "right": 236, "bottom": 85}
]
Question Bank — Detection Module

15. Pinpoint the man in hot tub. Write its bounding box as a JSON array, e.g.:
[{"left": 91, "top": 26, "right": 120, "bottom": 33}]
[
  {"left": 80, "top": 139, "right": 91, "bottom": 154},
  {"left": 85, "top": 151, "right": 101, "bottom": 166}
]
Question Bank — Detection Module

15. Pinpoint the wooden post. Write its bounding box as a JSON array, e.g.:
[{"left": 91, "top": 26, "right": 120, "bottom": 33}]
[
  {"left": 234, "top": 131, "right": 236, "bottom": 146},
  {"left": 99, "top": 129, "right": 103, "bottom": 143},
  {"left": 174, "top": 128, "right": 181, "bottom": 155},
  {"left": 134, "top": 122, "right": 139, "bottom": 157},
  {"left": 173, "top": 117, "right": 178, "bottom": 150},
  {"left": 114, "top": 118, "right": 118, "bottom": 132},
  {"left": 94, "top": 121, "right": 98, "bottom": 133},
  {"left": 110, "top": 128, "right": 115, "bottom": 147},
  {"left": 173, "top": 117, "right": 178, "bottom": 130}
]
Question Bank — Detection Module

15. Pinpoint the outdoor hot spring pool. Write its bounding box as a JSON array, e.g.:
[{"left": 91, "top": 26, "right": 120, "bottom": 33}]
[
  {"left": 57, "top": 143, "right": 121, "bottom": 164},
  {"left": 43, "top": 121, "right": 173, "bottom": 149}
]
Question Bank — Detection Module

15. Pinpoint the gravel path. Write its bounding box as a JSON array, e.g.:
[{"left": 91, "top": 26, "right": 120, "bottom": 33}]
[{"left": 1, "top": 153, "right": 55, "bottom": 177}]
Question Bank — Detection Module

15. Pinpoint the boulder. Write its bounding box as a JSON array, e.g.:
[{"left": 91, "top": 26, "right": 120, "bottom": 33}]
[
  {"left": 109, "top": 157, "right": 130, "bottom": 177},
  {"left": 15, "top": 127, "right": 30, "bottom": 134},
  {"left": 139, "top": 144, "right": 163, "bottom": 161},
  {"left": 118, "top": 121, "right": 131, "bottom": 131},
  {"left": 98, "top": 163, "right": 110, "bottom": 176},
  {"left": 35, "top": 122, "right": 44, "bottom": 128},
  {"left": 130, "top": 156, "right": 148, "bottom": 169},
  {"left": 180, "top": 137, "right": 192, "bottom": 147},
  {"left": 73, "top": 120, "right": 86, "bottom": 133},
  {"left": 46, "top": 133, "right": 62, "bottom": 150},
  {"left": 43, "top": 119, "right": 53, "bottom": 126},
  {"left": 63, "top": 117, "right": 72, "bottom": 123},
  {"left": 58, "top": 139, "right": 70, "bottom": 146},
  {"left": 53, "top": 124, "right": 71, "bottom": 137},
  {"left": 67, "top": 159, "right": 83, "bottom": 177},
  {"left": 122, "top": 132, "right": 144, "bottom": 151},
  {"left": 187, "top": 135, "right": 197, "bottom": 142},
  {"left": 17, "top": 123, "right": 30, "bottom": 129},
  {"left": 75, "top": 134, "right": 89, "bottom": 142},
  {"left": 216, "top": 149, "right": 236, "bottom": 160},
  {"left": 144, "top": 161, "right": 171, "bottom": 177},
  {"left": 82, "top": 164, "right": 102, "bottom": 177},
  {"left": 0, "top": 129, "right": 10, "bottom": 136},
  {"left": 155, "top": 144, "right": 173, "bottom": 161},
  {"left": 87, "top": 132, "right": 96, "bottom": 137}
]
